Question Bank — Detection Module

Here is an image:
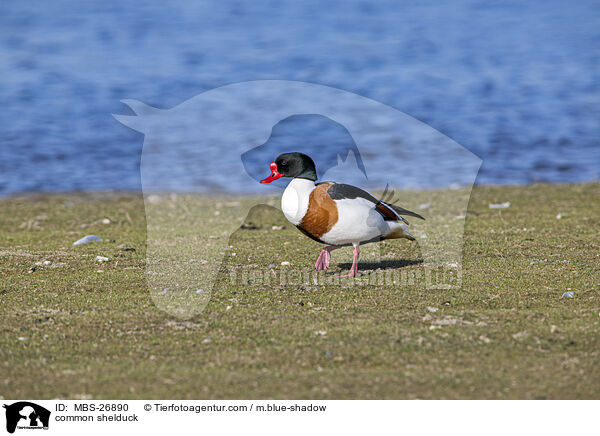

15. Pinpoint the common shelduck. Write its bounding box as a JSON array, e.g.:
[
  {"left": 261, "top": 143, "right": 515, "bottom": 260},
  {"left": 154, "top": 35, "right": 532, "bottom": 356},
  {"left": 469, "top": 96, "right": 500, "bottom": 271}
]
[{"left": 260, "top": 152, "right": 424, "bottom": 277}]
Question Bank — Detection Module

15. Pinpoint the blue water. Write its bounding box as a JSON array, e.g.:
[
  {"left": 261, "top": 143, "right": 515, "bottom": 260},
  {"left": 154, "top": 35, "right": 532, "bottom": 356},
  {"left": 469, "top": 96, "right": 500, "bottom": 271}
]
[{"left": 1, "top": 0, "right": 599, "bottom": 195}]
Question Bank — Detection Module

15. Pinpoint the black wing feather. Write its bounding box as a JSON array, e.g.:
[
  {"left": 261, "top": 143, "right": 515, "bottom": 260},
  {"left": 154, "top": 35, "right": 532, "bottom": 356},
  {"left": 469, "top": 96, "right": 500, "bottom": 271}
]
[
  {"left": 327, "top": 183, "right": 425, "bottom": 221},
  {"left": 327, "top": 183, "right": 379, "bottom": 203},
  {"left": 386, "top": 203, "right": 425, "bottom": 220}
]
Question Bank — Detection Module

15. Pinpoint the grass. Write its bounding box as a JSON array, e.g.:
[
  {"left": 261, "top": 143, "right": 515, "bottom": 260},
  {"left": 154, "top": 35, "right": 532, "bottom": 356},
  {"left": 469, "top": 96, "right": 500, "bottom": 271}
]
[{"left": 0, "top": 183, "right": 599, "bottom": 399}]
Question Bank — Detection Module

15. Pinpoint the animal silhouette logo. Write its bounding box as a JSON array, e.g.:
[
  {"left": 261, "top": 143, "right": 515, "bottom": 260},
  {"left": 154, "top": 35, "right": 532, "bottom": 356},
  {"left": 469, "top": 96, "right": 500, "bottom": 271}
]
[
  {"left": 3, "top": 402, "right": 50, "bottom": 433},
  {"left": 113, "top": 80, "right": 481, "bottom": 318}
]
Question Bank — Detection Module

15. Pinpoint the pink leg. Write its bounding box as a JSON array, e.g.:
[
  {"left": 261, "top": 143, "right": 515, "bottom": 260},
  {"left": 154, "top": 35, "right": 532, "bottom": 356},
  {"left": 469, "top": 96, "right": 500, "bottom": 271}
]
[
  {"left": 314, "top": 245, "right": 339, "bottom": 270},
  {"left": 340, "top": 244, "right": 361, "bottom": 277}
]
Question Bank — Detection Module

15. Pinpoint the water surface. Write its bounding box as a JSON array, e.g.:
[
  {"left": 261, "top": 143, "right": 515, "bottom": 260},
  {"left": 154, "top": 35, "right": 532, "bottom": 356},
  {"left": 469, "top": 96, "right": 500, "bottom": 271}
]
[{"left": 1, "top": 0, "right": 599, "bottom": 194}]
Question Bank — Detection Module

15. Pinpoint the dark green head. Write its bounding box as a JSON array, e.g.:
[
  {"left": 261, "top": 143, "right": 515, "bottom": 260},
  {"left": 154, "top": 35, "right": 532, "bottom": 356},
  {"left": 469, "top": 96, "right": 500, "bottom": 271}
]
[{"left": 260, "top": 152, "right": 317, "bottom": 183}]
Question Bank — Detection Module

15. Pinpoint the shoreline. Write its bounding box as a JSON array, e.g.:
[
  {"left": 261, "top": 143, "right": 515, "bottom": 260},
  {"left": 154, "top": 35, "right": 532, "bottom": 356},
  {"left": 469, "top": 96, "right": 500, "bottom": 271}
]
[{"left": 1, "top": 180, "right": 598, "bottom": 200}]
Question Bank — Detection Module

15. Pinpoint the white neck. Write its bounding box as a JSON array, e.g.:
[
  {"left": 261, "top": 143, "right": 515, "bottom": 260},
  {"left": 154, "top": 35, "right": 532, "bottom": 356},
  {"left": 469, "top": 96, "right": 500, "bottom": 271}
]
[{"left": 281, "top": 178, "right": 316, "bottom": 226}]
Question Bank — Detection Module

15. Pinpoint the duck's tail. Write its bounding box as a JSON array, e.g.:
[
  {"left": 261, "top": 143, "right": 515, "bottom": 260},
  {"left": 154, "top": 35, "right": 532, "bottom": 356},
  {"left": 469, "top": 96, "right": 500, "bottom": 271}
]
[{"left": 382, "top": 222, "right": 415, "bottom": 241}]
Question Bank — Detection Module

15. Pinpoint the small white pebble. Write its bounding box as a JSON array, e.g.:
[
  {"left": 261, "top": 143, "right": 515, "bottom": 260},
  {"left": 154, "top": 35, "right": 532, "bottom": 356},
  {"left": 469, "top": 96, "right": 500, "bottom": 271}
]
[
  {"left": 202, "top": 338, "right": 212, "bottom": 343},
  {"left": 556, "top": 213, "right": 563, "bottom": 219},
  {"left": 96, "top": 270, "right": 104, "bottom": 273},
  {"left": 226, "top": 305, "right": 233, "bottom": 310},
  {"left": 419, "top": 203, "right": 431, "bottom": 210},
  {"left": 268, "top": 264, "right": 275, "bottom": 268},
  {"left": 489, "top": 202, "right": 510, "bottom": 209},
  {"left": 102, "top": 218, "right": 111, "bottom": 224},
  {"left": 95, "top": 256, "right": 109, "bottom": 262},
  {"left": 18, "top": 337, "right": 27, "bottom": 341},
  {"left": 281, "top": 261, "right": 290, "bottom": 266},
  {"left": 196, "top": 289, "right": 204, "bottom": 294},
  {"left": 426, "top": 306, "right": 439, "bottom": 312},
  {"left": 271, "top": 225, "right": 284, "bottom": 230},
  {"left": 43, "top": 260, "right": 51, "bottom": 265}
]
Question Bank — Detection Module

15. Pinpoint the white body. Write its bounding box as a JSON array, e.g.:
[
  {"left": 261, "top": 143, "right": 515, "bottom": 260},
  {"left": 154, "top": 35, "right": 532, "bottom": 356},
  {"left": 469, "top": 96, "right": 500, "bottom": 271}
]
[
  {"left": 281, "top": 178, "right": 314, "bottom": 226},
  {"left": 281, "top": 178, "right": 412, "bottom": 246}
]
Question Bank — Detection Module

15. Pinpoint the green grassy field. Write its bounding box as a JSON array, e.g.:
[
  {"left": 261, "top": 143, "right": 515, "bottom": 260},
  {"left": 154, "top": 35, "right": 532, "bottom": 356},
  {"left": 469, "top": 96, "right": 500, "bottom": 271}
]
[{"left": 1, "top": 183, "right": 599, "bottom": 399}]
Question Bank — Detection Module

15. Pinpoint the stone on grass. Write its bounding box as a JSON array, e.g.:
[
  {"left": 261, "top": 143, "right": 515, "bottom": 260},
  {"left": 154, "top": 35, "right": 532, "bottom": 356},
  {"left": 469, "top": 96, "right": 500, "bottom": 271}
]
[
  {"left": 512, "top": 331, "right": 529, "bottom": 339},
  {"left": 73, "top": 235, "right": 102, "bottom": 246},
  {"left": 489, "top": 202, "right": 510, "bottom": 209}
]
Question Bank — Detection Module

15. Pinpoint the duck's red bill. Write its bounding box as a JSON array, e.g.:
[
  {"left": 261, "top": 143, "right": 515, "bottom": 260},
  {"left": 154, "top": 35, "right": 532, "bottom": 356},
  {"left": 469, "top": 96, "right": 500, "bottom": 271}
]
[{"left": 260, "top": 162, "right": 283, "bottom": 183}]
